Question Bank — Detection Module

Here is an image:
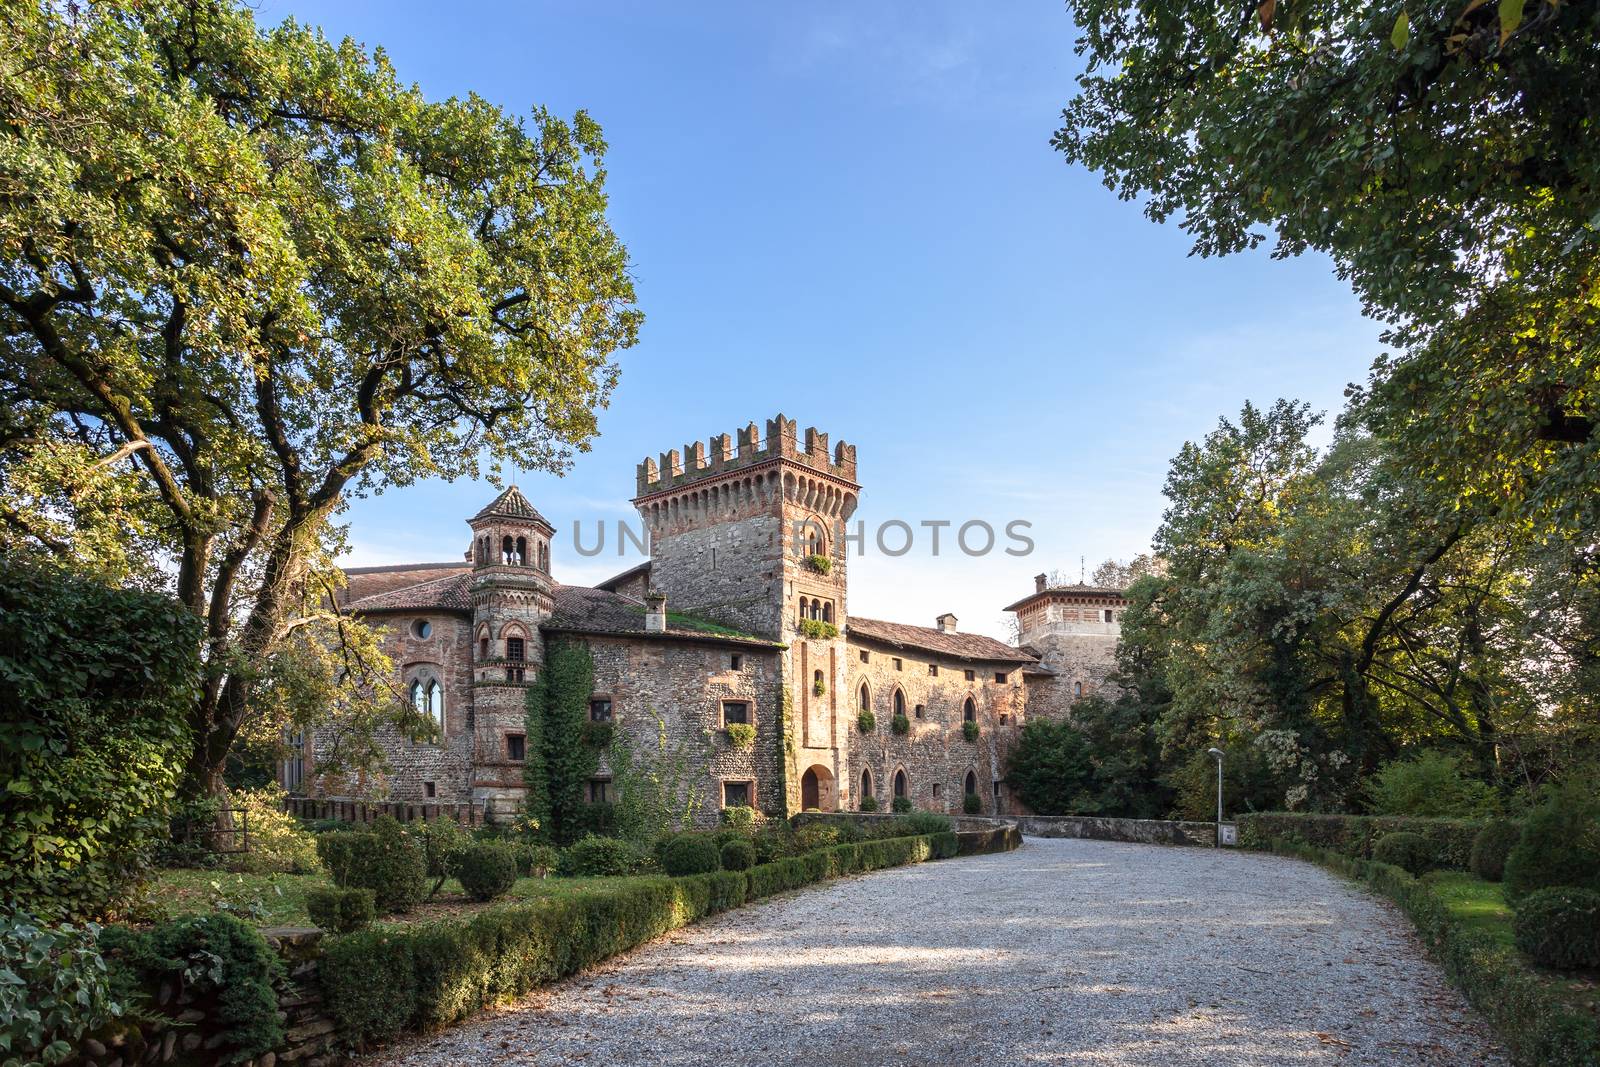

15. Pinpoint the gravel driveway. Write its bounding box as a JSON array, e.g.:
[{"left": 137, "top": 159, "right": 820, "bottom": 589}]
[{"left": 360, "top": 837, "right": 1506, "bottom": 1066}]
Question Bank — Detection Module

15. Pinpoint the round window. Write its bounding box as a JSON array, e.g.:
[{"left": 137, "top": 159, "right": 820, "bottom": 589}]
[{"left": 412, "top": 619, "right": 433, "bottom": 639}]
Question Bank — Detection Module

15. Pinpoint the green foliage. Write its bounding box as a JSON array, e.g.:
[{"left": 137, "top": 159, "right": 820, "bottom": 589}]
[
  {"left": 753, "top": 826, "right": 797, "bottom": 864},
  {"left": 660, "top": 834, "right": 722, "bottom": 877},
  {"left": 902, "top": 812, "right": 953, "bottom": 836},
  {"left": 1236, "top": 812, "right": 1487, "bottom": 870},
  {"left": 962, "top": 720, "right": 980, "bottom": 743},
  {"left": 520, "top": 684, "right": 552, "bottom": 842},
  {"left": 1373, "top": 832, "right": 1436, "bottom": 875},
  {"left": 1005, "top": 719, "right": 1094, "bottom": 814},
  {"left": 304, "top": 887, "right": 375, "bottom": 934},
  {"left": 797, "top": 619, "right": 840, "bottom": 640},
  {"left": 803, "top": 553, "right": 832, "bottom": 575},
  {"left": 891, "top": 712, "right": 910, "bottom": 735},
  {"left": 1513, "top": 888, "right": 1600, "bottom": 971},
  {"left": 106, "top": 912, "right": 285, "bottom": 1061},
  {"left": 1470, "top": 822, "right": 1524, "bottom": 883},
  {"left": 0, "top": 911, "right": 122, "bottom": 1066},
  {"left": 410, "top": 819, "right": 471, "bottom": 900},
  {"left": 557, "top": 835, "right": 649, "bottom": 877},
  {"left": 724, "top": 722, "right": 756, "bottom": 748},
  {"left": 813, "top": 674, "right": 827, "bottom": 697},
  {"left": 232, "top": 786, "right": 322, "bottom": 875},
  {"left": 720, "top": 805, "right": 758, "bottom": 831},
  {"left": 857, "top": 709, "right": 876, "bottom": 734},
  {"left": 720, "top": 839, "right": 755, "bottom": 872},
  {"left": 0, "top": 0, "right": 641, "bottom": 800},
  {"left": 1504, "top": 781, "right": 1600, "bottom": 901},
  {"left": 1362, "top": 752, "right": 1500, "bottom": 819},
  {"left": 963, "top": 793, "right": 981, "bottom": 815},
  {"left": 858, "top": 796, "right": 878, "bottom": 812},
  {"left": 891, "top": 796, "right": 913, "bottom": 814},
  {"left": 531, "top": 642, "right": 602, "bottom": 845},
  {"left": 317, "top": 817, "right": 427, "bottom": 914},
  {"left": 0, "top": 561, "right": 200, "bottom": 920},
  {"left": 606, "top": 703, "right": 714, "bottom": 844},
  {"left": 456, "top": 842, "right": 519, "bottom": 903},
  {"left": 1254, "top": 839, "right": 1600, "bottom": 1065},
  {"left": 320, "top": 928, "right": 418, "bottom": 1048}
]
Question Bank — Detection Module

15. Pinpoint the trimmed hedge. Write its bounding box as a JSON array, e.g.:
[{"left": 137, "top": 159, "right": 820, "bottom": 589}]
[
  {"left": 321, "top": 833, "right": 955, "bottom": 1050},
  {"left": 660, "top": 833, "right": 722, "bottom": 876},
  {"left": 1372, "top": 832, "right": 1434, "bottom": 875},
  {"left": 305, "top": 887, "right": 375, "bottom": 933},
  {"left": 1236, "top": 812, "right": 1488, "bottom": 869},
  {"left": 1251, "top": 838, "right": 1600, "bottom": 1065},
  {"left": 1513, "top": 887, "right": 1600, "bottom": 971},
  {"left": 457, "top": 842, "right": 518, "bottom": 902},
  {"left": 1470, "top": 821, "right": 1522, "bottom": 883}
]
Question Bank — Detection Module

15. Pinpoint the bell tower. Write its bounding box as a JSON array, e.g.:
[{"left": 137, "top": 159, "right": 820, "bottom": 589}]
[{"left": 466, "top": 485, "right": 555, "bottom": 817}]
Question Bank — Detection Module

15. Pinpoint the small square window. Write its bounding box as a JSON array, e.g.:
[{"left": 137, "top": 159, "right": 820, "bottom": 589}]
[
  {"left": 730, "top": 653, "right": 743, "bottom": 671},
  {"left": 931, "top": 783, "right": 941, "bottom": 797},
  {"left": 424, "top": 781, "right": 436, "bottom": 798},
  {"left": 588, "top": 777, "right": 612, "bottom": 804},
  {"left": 722, "top": 700, "right": 750, "bottom": 725},
  {"left": 993, "top": 781, "right": 1001, "bottom": 798},
  {"left": 893, "top": 657, "right": 903, "bottom": 671},
  {"left": 994, "top": 672, "right": 1008, "bottom": 683},
  {"left": 859, "top": 651, "right": 869, "bottom": 663},
  {"left": 589, "top": 698, "right": 613, "bottom": 722},
  {"left": 723, "top": 780, "right": 752, "bottom": 808},
  {"left": 964, "top": 669, "right": 975, "bottom": 682},
  {"left": 506, "top": 733, "right": 525, "bottom": 762},
  {"left": 928, "top": 664, "right": 938, "bottom": 676},
  {"left": 1104, "top": 609, "right": 1114, "bottom": 623},
  {"left": 1000, "top": 713, "right": 1009, "bottom": 726}
]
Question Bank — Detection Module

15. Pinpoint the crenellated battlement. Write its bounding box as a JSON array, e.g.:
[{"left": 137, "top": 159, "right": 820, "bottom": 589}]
[{"left": 634, "top": 413, "right": 858, "bottom": 497}]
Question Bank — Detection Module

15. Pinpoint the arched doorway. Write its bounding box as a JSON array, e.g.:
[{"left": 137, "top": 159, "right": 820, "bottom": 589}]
[
  {"left": 964, "top": 770, "right": 978, "bottom": 800},
  {"left": 800, "top": 764, "right": 837, "bottom": 811},
  {"left": 894, "top": 769, "right": 908, "bottom": 800}
]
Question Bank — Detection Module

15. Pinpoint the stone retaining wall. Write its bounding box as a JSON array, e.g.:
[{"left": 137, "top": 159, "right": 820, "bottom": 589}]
[
  {"left": 792, "top": 810, "right": 1016, "bottom": 835},
  {"left": 1018, "top": 815, "right": 1232, "bottom": 847}
]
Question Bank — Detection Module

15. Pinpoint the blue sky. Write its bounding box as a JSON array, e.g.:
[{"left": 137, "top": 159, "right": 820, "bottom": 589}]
[{"left": 270, "top": 0, "right": 1384, "bottom": 638}]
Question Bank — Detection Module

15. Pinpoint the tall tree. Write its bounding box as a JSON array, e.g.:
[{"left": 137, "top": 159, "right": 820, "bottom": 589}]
[
  {"left": 1054, "top": 0, "right": 1599, "bottom": 539},
  {"left": 0, "top": 2, "right": 641, "bottom": 800}
]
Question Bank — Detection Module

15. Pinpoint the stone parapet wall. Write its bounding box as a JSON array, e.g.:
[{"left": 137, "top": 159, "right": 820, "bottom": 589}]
[{"left": 1018, "top": 814, "right": 1226, "bottom": 847}]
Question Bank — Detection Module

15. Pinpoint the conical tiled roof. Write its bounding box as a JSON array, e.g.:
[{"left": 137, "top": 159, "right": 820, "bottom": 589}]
[{"left": 470, "top": 485, "right": 551, "bottom": 528}]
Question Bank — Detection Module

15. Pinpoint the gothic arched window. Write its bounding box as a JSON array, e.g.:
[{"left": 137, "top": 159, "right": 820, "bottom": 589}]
[
  {"left": 515, "top": 536, "right": 527, "bottom": 566},
  {"left": 893, "top": 689, "right": 906, "bottom": 718},
  {"left": 860, "top": 768, "right": 873, "bottom": 799},
  {"left": 963, "top": 697, "right": 977, "bottom": 723},
  {"left": 964, "top": 770, "right": 978, "bottom": 797},
  {"left": 501, "top": 535, "right": 514, "bottom": 564},
  {"left": 858, "top": 682, "right": 870, "bottom": 712},
  {"left": 427, "top": 680, "right": 445, "bottom": 733},
  {"left": 894, "top": 770, "right": 908, "bottom": 799}
]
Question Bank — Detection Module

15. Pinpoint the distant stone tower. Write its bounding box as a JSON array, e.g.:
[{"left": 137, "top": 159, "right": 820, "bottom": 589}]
[
  {"left": 1005, "top": 574, "right": 1129, "bottom": 719},
  {"left": 633, "top": 414, "right": 858, "bottom": 812},
  {"left": 467, "top": 486, "right": 554, "bottom": 816}
]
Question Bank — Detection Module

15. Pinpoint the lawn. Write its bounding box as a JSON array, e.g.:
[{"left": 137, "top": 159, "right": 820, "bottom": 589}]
[{"left": 142, "top": 867, "right": 663, "bottom": 928}]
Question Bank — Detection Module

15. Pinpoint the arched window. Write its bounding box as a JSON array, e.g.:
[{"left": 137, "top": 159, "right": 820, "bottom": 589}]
[
  {"left": 858, "top": 682, "right": 870, "bottom": 712},
  {"left": 409, "top": 679, "right": 425, "bottom": 714},
  {"left": 427, "top": 680, "right": 445, "bottom": 733},
  {"left": 962, "top": 697, "right": 976, "bottom": 723},
  {"left": 964, "top": 770, "right": 978, "bottom": 797},
  {"left": 893, "top": 770, "right": 908, "bottom": 799},
  {"left": 479, "top": 636, "right": 489, "bottom": 660},
  {"left": 1074, "top": 681, "right": 1083, "bottom": 698},
  {"left": 860, "top": 768, "right": 873, "bottom": 799},
  {"left": 813, "top": 669, "right": 824, "bottom": 691},
  {"left": 810, "top": 599, "right": 821, "bottom": 620},
  {"left": 538, "top": 542, "right": 549, "bottom": 571},
  {"left": 822, "top": 602, "right": 833, "bottom": 623},
  {"left": 893, "top": 689, "right": 905, "bottom": 717},
  {"left": 515, "top": 536, "right": 527, "bottom": 565},
  {"left": 501, "top": 535, "right": 514, "bottom": 564}
]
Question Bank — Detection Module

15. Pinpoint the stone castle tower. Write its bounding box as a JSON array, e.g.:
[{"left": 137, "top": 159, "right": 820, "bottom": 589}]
[
  {"left": 634, "top": 414, "right": 859, "bottom": 810},
  {"left": 467, "top": 486, "right": 554, "bottom": 813}
]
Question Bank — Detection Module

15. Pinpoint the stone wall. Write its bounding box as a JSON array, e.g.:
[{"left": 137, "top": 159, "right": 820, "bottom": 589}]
[
  {"left": 1020, "top": 630, "right": 1121, "bottom": 721},
  {"left": 582, "top": 634, "right": 785, "bottom": 827},
  {"left": 841, "top": 640, "right": 1028, "bottom": 816},
  {"left": 1018, "top": 814, "right": 1227, "bottom": 847},
  {"left": 647, "top": 510, "right": 787, "bottom": 638}
]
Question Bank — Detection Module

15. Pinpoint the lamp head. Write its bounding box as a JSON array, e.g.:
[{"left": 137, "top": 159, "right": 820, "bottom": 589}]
[{"left": 1207, "top": 747, "right": 1224, "bottom": 760}]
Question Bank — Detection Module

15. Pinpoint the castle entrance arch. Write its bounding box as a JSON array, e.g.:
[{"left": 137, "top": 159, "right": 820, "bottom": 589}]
[{"left": 800, "top": 764, "right": 836, "bottom": 811}]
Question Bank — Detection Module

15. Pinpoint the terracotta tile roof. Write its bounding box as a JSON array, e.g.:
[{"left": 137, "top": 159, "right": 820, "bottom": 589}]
[
  {"left": 547, "top": 584, "right": 778, "bottom": 648},
  {"left": 847, "top": 617, "right": 1038, "bottom": 664},
  {"left": 1002, "top": 584, "right": 1130, "bottom": 612},
  {"left": 594, "top": 560, "right": 651, "bottom": 595},
  {"left": 340, "top": 562, "right": 470, "bottom": 605},
  {"left": 472, "top": 485, "right": 551, "bottom": 528},
  {"left": 346, "top": 571, "right": 473, "bottom": 614}
]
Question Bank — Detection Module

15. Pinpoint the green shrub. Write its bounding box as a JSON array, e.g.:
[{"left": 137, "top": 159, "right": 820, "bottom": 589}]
[
  {"left": 963, "top": 792, "right": 981, "bottom": 814},
  {"left": 892, "top": 796, "right": 913, "bottom": 814},
  {"left": 903, "top": 811, "right": 953, "bottom": 835},
  {"left": 1503, "top": 780, "right": 1600, "bottom": 902},
  {"left": 1361, "top": 750, "right": 1500, "bottom": 818},
  {"left": 0, "top": 561, "right": 201, "bottom": 920},
  {"left": 725, "top": 722, "right": 756, "bottom": 748},
  {"left": 720, "top": 838, "right": 756, "bottom": 871},
  {"left": 962, "top": 720, "right": 979, "bottom": 742},
  {"left": 558, "top": 834, "right": 648, "bottom": 876},
  {"left": 803, "top": 553, "right": 832, "bottom": 575},
  {"left": 328, "top": 817, "right": 428, "bottom": 914},
  {"left": 1373, "top": 831, "right": 1435, "bottom": 875},
  {"left": 859, "top": 795, "right": 878, "bottom": 812},
  {"left": 794, "top": 823, "right": 840, "bottom": 853},
  {"left": 321, "top": 926, "right": 418, "bottom": 1047},
  {"left": 305, "top": 887, "right": 375, "bottom": 933},
  {"left": 753, "top": 827, "right": 796, "bottom": 864},
  {"left": 457, "top": 842, "right": 519, "bottom": 902},
  {"left": 105, "top": 912, "right": 284, "bottom": 1060},
  {"left": 0, "top": 911, "right": 123, "bottom": 1065},
  {"left": 1512, "top": 887, "right": 1600, "bottom": 970},
  {"left": 410, "top": 818, "right": 471, "bottom": 899},
  {"left": 580, "top": 720, "right": 615, "bottom": 749},
  {"left": 232, "top": 785, "right": 322, "bottom": 874},
  {"left": 1470, "top": 821, "right": 1523, "bottom": 883},
  {"left": 661, "top": 833, "right": 722, "bottom": 876},
  {"left": 1235, "top": 812, "right": 1486, "bottom": 869},
  {"left": 720, "top": 805, "right": 758, "bottom": 831},
  {"left": 891, "top": 712, "right": 910, "bottom": 735},
  {"left": 857, "top": 708, "right": 875, "bottom": 733},
  {"left": 797, "top": 618, "right": 839, "bottom": 639},
  {"left": 516, "top": 842, "right": 560, "bottom": 877},
  {"left": 314, "top": 831, "right": 367, "bottom": 886}
]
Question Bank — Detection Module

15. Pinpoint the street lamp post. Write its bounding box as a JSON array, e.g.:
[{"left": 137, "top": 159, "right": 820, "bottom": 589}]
[{"left": 1207, "top": 747, "right": 1224, "bottom": 846}]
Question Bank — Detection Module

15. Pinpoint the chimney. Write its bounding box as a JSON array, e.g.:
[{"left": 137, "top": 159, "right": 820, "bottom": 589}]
[
  {"left": 1034, "top": 573, "right": 1048, "bottom": 593},
  {"left": 645, "top": 593, "right": 667, "bottom": 633},
  {"left": 936, "top": 613, "right": 958, "bottom": 634}
]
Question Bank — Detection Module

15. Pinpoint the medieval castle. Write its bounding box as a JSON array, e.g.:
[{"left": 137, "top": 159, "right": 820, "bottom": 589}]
[{"left": 291, "top": 415, "right": 1129, "bottom": 823}]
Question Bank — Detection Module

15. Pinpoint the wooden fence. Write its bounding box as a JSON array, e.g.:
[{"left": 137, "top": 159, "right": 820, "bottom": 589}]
[{"left": 281, "top": 795, "right": 485, "bottom": 827}]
